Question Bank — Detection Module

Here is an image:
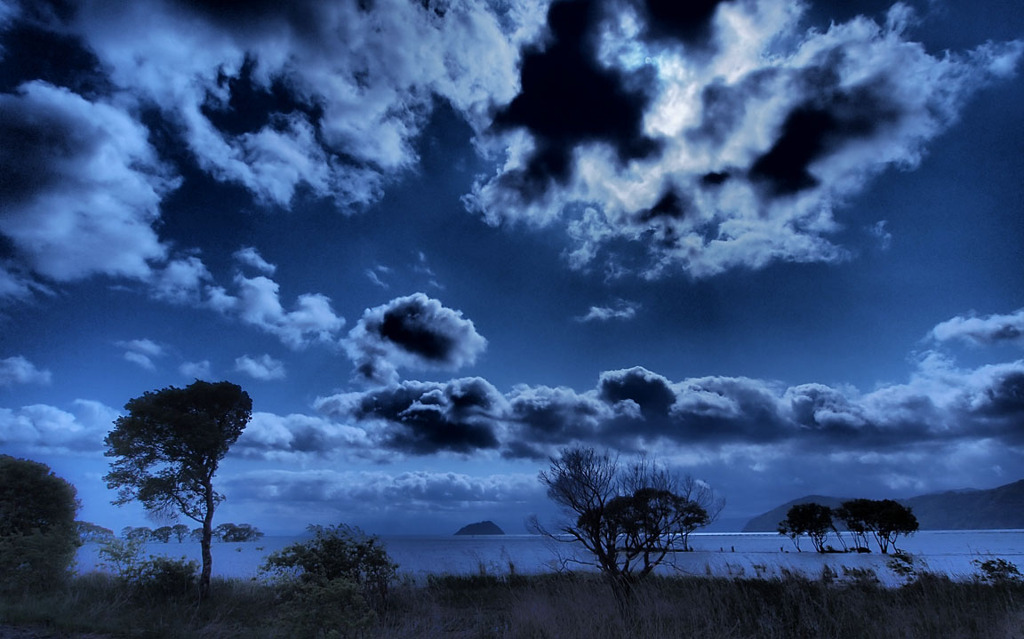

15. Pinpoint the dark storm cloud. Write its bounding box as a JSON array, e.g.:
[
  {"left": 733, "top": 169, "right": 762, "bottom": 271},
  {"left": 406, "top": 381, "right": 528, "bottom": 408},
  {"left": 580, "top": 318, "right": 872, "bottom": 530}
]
[
  {"left": 930, "top": 308, "right": 1024, "bottom": 346},
  {"left": 503, "top": 384, "right": 618, "bottom": 456},
  {"left": 315, "top": 377, "right": 505, "bottom": 455},
  {"left": 748, "top": 64, "right": 902, "bottom": 195},
  {"left": 345, "top": 293, "right": 487, "bottom": 385},
  {"left": 472, "top": 1, "right": 1023, "bottom": 277},
  {"left": 491, "top": 0, "right": 659, "bottom": 195},
  {"left": 971, "top": 369, "right": 1024, "bottom": 424},
  {"left": 313, "top": 348, "right": 1024, "bottom": 462},
  {"left": 632, "top": 0, "right": 731, "bottom": 45}
]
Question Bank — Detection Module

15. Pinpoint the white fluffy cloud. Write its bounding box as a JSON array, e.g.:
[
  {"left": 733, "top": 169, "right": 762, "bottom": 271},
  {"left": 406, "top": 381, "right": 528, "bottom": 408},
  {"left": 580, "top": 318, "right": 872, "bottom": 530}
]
[
  {"left": 207, "top": 274, "right": 345, "bottom": 349},
  {"left": 233, "top": 247, "right": 277, "bottom": 275},
  {"left": 60, "top": 0, "right": 536, "bottom": 209},
  {"left": 179, "top": 359, "right": 212, "bottom": 379},
  {"left": 0, "top": 399, "right": 117, "bottom": 454},
  {"left": 0, "top": 355, "right": 52, "bottom": 386},
  {"left": 115, "top": 338, "right": 164, "bottom": 371},
  {"left": 234, "top": 354, "right": 287, "bottom": 381},
  {"left": 929, "top": 308, "right": 1024, "bottom": 347},
  {"left": 575, "top": 299, "right": 640, "bottom": 322},
  {"left": 0, "top": 81, "right": 178, "bottom": 291}
]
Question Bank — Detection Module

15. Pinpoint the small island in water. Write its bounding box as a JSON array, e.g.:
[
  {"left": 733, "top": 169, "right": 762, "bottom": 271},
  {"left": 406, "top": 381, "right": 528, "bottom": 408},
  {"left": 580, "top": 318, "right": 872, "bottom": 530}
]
[{"left": 454, "top": 520, "right": 504, "bottom": 535}]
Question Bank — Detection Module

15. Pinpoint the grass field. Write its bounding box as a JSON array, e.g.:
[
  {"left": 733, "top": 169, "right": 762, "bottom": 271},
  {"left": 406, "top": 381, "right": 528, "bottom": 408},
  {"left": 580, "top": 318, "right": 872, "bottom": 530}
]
[{"left": 3, "top": 563, "right": 1023, "bottom": 639}]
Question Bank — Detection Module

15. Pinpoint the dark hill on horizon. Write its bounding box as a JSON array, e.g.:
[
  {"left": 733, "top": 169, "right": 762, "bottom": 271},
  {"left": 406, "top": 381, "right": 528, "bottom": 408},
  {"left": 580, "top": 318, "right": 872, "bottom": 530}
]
[
  {"left": 742, "top": 479, "right": 1024, "bottom": 532},
  {"left": 454, "top": 521, "right": 505, "bottom": 535}
]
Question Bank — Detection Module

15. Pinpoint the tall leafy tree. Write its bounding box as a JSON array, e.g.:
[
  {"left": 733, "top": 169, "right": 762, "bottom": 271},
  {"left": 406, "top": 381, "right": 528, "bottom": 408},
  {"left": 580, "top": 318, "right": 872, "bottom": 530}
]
[{"left": 104, "top": 380, "right": 252, "bottom": 599}]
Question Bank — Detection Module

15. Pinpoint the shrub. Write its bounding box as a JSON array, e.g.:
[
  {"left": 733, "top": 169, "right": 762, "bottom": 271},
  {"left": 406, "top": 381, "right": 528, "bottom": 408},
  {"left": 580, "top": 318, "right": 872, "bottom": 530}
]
[
  {"left": 137, "top": 555, "right": 200, "bottom": 597},
  {"left": 98, "top": 537, "right": 199, "bottom": 598},
  {"left": 278, "top": 577, "right": 376, "bottom": 638},
  {"left": 262, "top": 523, "right": 397, "bottom": 612},
  {"left": 973, "top": 558, "right": 1023, "bottom": 585}
]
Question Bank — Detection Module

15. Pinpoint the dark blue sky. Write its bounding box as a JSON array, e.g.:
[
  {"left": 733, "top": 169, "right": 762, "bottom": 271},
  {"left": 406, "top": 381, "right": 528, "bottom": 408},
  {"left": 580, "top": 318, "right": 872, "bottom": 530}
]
[{"left": 1, "top": 0, "right": 1022, "bottom": 535}]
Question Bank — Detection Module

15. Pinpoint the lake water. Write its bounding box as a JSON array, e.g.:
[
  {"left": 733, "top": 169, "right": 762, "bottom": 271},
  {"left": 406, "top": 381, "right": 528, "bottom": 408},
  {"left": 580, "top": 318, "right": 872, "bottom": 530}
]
[{"left": 75, "top": 530, "right": 1024, "bottom": 586}]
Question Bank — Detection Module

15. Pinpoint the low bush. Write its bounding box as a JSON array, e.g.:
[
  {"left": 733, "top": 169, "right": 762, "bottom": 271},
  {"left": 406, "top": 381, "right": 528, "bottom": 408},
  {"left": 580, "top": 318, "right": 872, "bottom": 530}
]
[
  {"left": 97, "top": 536, "right": 199, "bottom": 599},
  {"left": 973, "top": 557, "right": 1022, "bottom": 585}
]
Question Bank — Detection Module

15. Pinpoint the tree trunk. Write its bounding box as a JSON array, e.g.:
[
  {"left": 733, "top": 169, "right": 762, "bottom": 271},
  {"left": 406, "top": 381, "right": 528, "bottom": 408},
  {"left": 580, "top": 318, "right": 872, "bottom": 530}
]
[{"left": 199, "top": 482, "right": 215, "bottom": 601}]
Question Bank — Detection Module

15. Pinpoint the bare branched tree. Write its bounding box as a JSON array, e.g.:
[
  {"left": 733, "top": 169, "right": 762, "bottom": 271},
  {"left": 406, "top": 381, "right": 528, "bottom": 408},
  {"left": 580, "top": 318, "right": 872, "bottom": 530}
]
[{"left": 533, "top": 446, "right": 724, "bottom": 601}]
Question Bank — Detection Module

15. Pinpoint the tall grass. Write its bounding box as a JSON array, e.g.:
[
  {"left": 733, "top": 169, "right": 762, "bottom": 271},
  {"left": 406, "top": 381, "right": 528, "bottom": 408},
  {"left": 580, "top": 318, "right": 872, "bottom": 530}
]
[{"left": 2, "top": 569, "right": 1021, "bottom": 638}]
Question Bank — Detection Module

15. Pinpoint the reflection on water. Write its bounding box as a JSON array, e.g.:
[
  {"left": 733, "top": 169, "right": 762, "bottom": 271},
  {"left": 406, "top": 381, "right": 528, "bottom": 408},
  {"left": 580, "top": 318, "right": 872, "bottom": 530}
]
[{"left": 75, "top": 530, "right": 1024, "bottom": 585}]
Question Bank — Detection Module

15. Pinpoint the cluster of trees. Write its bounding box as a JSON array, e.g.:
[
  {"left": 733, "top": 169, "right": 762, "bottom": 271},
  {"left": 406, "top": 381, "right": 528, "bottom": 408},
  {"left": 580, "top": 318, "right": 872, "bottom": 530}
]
[
  {"left": 778, "top": 499, "right": 919, "bottom": 554},
  {"left": 77, "top": 521, "right": 116, "bottom": 542},
  {"left": 533, "top": 446, "right": 723, "bottom": 599},
  {"left": 119, "top": 523, "right": 263, "bottom": 543}
]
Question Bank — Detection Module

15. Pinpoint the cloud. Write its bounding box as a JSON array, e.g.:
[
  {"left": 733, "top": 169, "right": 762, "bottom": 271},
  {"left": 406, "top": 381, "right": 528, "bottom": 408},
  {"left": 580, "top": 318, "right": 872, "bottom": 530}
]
[
  {"left": 233, "top": 411, "right": 373, "bottom": 461},
  {"left": 316, "top": 377, "right": 507, "bottom": 456},
  {"left": 233, "top": 247, "right": 276, "bottom": 275},
  {"left": 179, "top": 360, "right": 212, "bottom": 379},
  {"left": 0, "top": 356, "right": 52, "bottom": 386},
  {"left": 575, "top": 299, "right": 640, "bottom": 322},
  {"left": 234, "top": 354, "right": 287, "bottom": 381},
  {"left": 148, "top": 256, "right": 212, "bottom": 305},
  {"left": 53, "top": 0, "right": 533, "bottom": 209},
  {"left": 489, "top": 0, "right": 660, "bottom": 195},
  {"left": 0, "top": 399, "right": 117, "bottom": 454},
  {"left": 315, "top": 350, "right": 1024, "bottom": 461},
  {"left": 469, "top": 0, "right": 1023, "bottom": 278},
  {"left": 116, "top": 338, "right": 164, "bottom": 371},
  {"left": 365, "top": 265, "right": 391, "bottom": 290},
  {"left": 207, "top": 274, "right": 345, "bottom": 349},
  {"left": 930, "top": 308, "right": 1024, "bottom": 347},
  {"left": 221, "top": 468, "right": 539, "bottom": 513},
  {"left": 344, "top": 293, "right": 487, "bottom": 385},
  {"left": 0, "top": 80, "right": 178, "bottom": 293}
]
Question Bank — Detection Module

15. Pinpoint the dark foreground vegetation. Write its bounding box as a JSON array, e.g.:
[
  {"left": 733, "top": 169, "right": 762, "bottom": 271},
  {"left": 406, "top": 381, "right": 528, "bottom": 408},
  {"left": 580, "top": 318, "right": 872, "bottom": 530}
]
[
  {"left": 3, "top": 408, "right": 1021, "bottom": 638},
  {"left": 2, "top": 568, "right": 1022, "bottom": 639}
]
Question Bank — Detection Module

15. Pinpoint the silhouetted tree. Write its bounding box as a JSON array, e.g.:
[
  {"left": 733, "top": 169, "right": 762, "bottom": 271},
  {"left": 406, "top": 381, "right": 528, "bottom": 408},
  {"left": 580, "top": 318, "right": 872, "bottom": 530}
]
[
  {"left": 0, "top": 455, "right": 80, "bottom": 591},
  {"left": 871, "top": 499, "right": 919, "bottom": 553},
  {"left": 152, "top": 526, "right": 174, "bottom": 543},
  {"left": 778, "top": 503, "right": 834, "bottom": 552},
  {"left": 835, "top": 499, "right": 874, "bottom": 551},
  {"left": 533, "top": 447, "right": 721, "bottom": 602},
  {"left": 836, "top": 498, "right": 919, "bottom": 553},
  {"left": 122, "top": 526, "right": 153, "bottom": 542},
  {"left": 76, "top": 521, "right": 115, "bottom": 543},
  {"left": 104, "top": 380, "right": 252, "bottom": 600},
  {"left": 171, "top": 524, "right": 190, "bottom": 542},
  {"left": 214, "top": 522, "right": 263, "bottom": 542}
]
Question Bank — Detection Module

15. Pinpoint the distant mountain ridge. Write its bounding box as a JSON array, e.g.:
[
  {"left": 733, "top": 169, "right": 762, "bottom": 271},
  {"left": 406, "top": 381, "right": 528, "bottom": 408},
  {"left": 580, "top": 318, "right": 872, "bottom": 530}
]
[{"left": 742, "top": 479, "right": 1024, "bottom": 532}]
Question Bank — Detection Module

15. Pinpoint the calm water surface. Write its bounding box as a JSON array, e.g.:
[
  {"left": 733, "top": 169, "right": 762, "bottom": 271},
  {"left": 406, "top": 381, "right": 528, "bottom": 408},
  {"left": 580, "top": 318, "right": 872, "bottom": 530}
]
[{"left": 75, "top": 530, "right": 1024, "bottom": 585}]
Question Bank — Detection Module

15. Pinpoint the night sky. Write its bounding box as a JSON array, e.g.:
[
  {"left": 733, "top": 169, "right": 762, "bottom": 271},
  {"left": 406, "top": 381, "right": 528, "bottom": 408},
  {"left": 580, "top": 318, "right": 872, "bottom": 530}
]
[{"left": 1, "top": 0, "right": 1022, "bottom": 535}]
